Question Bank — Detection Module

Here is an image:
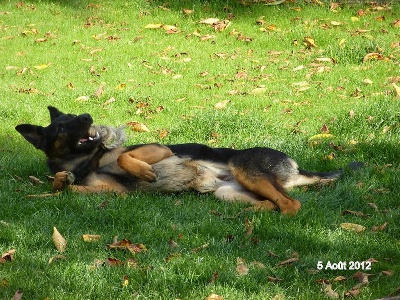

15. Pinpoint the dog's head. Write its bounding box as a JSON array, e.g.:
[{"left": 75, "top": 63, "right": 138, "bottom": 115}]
[{"left": 15, "top": 106, "right": 102, "bottom": 158}]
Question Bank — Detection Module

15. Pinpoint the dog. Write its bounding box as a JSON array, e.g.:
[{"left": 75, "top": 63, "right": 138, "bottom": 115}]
[{"left": 15, "top": 106, "right": 362, "bottom": 215}]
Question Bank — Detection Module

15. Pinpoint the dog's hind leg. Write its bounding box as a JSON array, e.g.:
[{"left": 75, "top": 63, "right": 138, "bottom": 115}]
[
  {"left": 117, "top": 144, "right": 173, "bottom": 181},
  {"left": 214, "top": 182, "right": 277, "bottom": 211},
  {"left": 229, "top": 168, "right": 301, "bottom": 215}
]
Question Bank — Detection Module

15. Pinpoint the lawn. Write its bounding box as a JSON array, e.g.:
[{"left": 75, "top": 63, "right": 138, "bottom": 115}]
[{"left": 1, "top": 0, "right": 399, "bottom": 299}]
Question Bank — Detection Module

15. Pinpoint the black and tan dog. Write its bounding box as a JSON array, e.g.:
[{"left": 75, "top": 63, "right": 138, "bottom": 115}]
[{"left": 15, "top": 106, "right": 362, "bottom": 215}]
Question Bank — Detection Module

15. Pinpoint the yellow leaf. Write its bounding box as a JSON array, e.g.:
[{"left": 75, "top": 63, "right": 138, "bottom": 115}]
[
  {"left": 205, "top": 294, "right": 224, "bottom": 300},
  {"left": 351, "top": 17, "right": 359, "bottom": 22},
  {"left": 52, "top": 227, "right": 67, "bottom": 253},
  {"left": 340, "top": 223, "right": 366, "bottom": 233},
  {"left": 392, "top": 82, "right": 400, "bottom": 97},
  {"left": 127, "top": 121, "right": 150, "bottom": 132},
  {"left": 82, "top": 234, "right": 101, "bottom": 242},
  {"left": 199, "top": 18, "right": 219, "bottom": 25},
  {"left": 250, "top": 87, "right": 267, "bottom": 95},
  {"left": 122, "top": 275, "right": 129, "bottom": 287},
  {"left": 214, "top": 100, "right": 230, "bottom": 110},
  {"left": 33, "top": 63, "right": 50, "bottom": 70},
  {"left": 145, "top": 23, "right": 163, "bottom": 29}
]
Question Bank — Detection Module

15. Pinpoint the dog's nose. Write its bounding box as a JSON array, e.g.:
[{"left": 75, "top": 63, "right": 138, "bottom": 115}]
[{"left": 80, "top": 113, "right": 93, "bottom": 124}]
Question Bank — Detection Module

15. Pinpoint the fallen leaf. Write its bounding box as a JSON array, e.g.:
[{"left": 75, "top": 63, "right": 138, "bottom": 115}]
[
  {"left": 340, "top": 223, "right": 366, "bottom": 233},
  {"left": 236, "top": 257, "right": 249, "bottom": 276},
  {"left": 341, "top": 210, "right": 368, "bottom": 217},
  {"left": 205, "top": 294, "right": 224, "bottom": 300},
  {"left": 48, "top": 254, "right": 66, "bottom": 264},
  {"left": 33, "top": 63, "right": 51, "bottom": 69},
  {"left": 381, "top": 270, "right": 394, "bottom": 276},
  {"left": 333, "top": 275, "right": 347, "bottom": 282},
  {"left": 267, "top": 276, "right": 283, "bottom": 282},
  {"left": 0, "top": 249, "right": 16, "bottom": 263},
  {"left": 199, "top": 18, "right": 219, "bottom": 25},
  {"left": 122, "top": 275, "right": 129, "bottom": 287},
  {"left": 127, "top": 121, "right": 150, "bottom": 132},
  {"left": 352, "top": 271, "right": 370, "bottom": 289},
  {"left": 371, "top": 222, "right": 388, "bottom": 231},
  {"left": 392, "top": 82, "right": 400, "bottom": 97},
  {"left": 106, "top": 257, "right": 124, "bottom": 266},
  {"left": 304, "top": 37, "right": 317, "bottom": 48},
  {"left": 52, "top": 227, "right": 67, "bottom": 253},
  {"left": 145, "top": 23, "right": 163, "bottom": 29},
  {"left": 363, "top": 52, "right": 385, "bottom": 63},
  {"left": 191, "top": 243, "right": 209, "bottom": 253},
  {"left": 107, "top": 239, "right": 147, "bottom": 254},
  {"left": 276, "top": 257, "right": 299, "bottom": 267},
  {"left": 182, "top": 9, "right": 194, "bottom": 15},
  {"left": 82, "top": 234, "right": 101, "bottom": 242},
  {"left": 28, "top": 175, "right": 44, "bottom": 185},
  {"left": 322, "top": 283, "right": 339, "bottom": 299},
  {"left": 214, "top": 100, "right": 230, "bottom": 110}
]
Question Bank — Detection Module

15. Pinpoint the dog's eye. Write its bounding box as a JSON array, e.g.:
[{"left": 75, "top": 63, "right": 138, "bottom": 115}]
[{"left": 58, "top": 124, "right": 65, "bottom": 132}]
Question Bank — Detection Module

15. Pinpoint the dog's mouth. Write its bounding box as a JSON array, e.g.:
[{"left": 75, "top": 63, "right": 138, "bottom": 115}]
[{"left": 77, "top": 127, "right": 101, "bottom": 146}]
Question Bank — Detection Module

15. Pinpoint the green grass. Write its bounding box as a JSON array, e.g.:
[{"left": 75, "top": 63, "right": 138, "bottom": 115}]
[{"left": 1, "top": 0, "right": 399, "bottom": 299}]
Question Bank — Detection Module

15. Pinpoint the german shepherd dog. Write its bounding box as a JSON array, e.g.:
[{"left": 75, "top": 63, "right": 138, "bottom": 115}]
[{"left": 15, "top": 106, "right": 362, "bottom": 215}]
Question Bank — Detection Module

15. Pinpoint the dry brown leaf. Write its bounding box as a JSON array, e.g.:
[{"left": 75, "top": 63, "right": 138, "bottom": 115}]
[
  {"left": 105, "top": 257, "right": 124, "bottom": 266},
  {"left": 205, "top": 294, "right": 224, "bottom": 300},
  {"left": 191, "top": 243, "right": 209, "bottom": 253},
  {"left": 392, "top": 82, "right": 400, "bottom": 97},
  {"left": 341, "top": 210, "right": 368, "bottom": 217},
  {"left": 127, "top": 121, "right": 150, "bottom": 132},
  {"left": 381, "top": 270, "right": 394, "bottom": 276},
  {"left": 304, "top": 37, "right": 317, "bottom": 48},
  {"left": 48, "top": 254, "right": 66, "bottom": 264},
  {"left": 145, "top": 23, "right": 163, "bottom": 29},
  {"left": 82, "top": 234, "right": 101, "bottom": 242},
  {"left": 236, "top": 257, "right": 249, "bottom": 276},
  {"left": 267, "top": 276, "right": 283, "bottom": 282},
  {"left": 182, "top": 9, "right": 194, "bottom": 15},
  {"left": 322, "top": 283, "right": 339, "bottom": 299},
  {"left": 214, "top": 100, "right": 230, "bottom": 110},
  {"left": 199, "top": 18, "right": 220, "bottom": 25},
  {"left": 0, "top": 249, "right": 16, "bottom": 263},
  {"left": 333, "top": 275, "right": 346, "bottom": 282},
  {"left": 340, "top": 223, "right": 366, "bottom": 233},
  {"left": 107, "top": 239, "right": 147, "bottom": 254},
  {"left": 352, "top": 271, "right": 370, "bottom": 289},
  {"left": 363, "top": 52, "right": 385, "bottom": 63},
  {"left": 371, "top": 222, "right": 388, "bottom": 231},
  {"left": 52, "top": 227, "right": 67, "bottom": 253},
  {"left": 276, "top": 257, "right": 299, "bottom": 267}
]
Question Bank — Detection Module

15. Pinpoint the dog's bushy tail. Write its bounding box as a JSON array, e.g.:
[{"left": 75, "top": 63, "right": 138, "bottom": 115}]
[{"left": 284, "top": 162, "right": 364, "bottom": 189}]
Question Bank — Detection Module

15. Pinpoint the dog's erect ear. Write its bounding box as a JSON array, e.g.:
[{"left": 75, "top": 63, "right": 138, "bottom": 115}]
[
  {"left": 15, "top": 124, "right": 46, "bottom": 151},
  {"left": 48, "top": 106, "right": 64, "bottom": 121}
]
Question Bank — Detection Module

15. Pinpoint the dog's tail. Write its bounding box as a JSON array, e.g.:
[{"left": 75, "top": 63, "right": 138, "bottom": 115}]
[{"left": 283, "top": 162, "right": 364, "bottom": 189}]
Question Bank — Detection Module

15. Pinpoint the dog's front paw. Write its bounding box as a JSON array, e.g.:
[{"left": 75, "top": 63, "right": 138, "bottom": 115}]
[
  {"left": 52, "top": 171, "right": 75, "bottom": 193},
  {"left": 135, "top": 161, "right": 157, "bottom": 182}
]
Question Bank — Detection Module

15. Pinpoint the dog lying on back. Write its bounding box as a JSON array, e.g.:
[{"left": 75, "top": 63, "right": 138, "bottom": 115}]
[{"left": 15, "top": 106, "right": 362, "bottom": 215}]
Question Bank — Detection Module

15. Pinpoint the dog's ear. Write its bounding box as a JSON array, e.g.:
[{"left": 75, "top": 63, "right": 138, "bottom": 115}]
[
  {"left": 48, "top": 106, "right": 64, "bottom": 121},
  {"left": 15, "top": 124, "right": 46, "bottom": 151}
]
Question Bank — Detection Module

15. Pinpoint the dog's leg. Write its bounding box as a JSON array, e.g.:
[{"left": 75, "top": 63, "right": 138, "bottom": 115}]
[
  {"left": 52, "top": 171, "right": 75, "bottom": 193},
  {"left": 214, "top": 182, "right": 277, "bottom": 211},
  {"left": 52, "top": 171, "right": 123, "bottom": 194},
  {"left": 117, "top": 144, "right": 173, "bottom": 181},
  {"left": 230, "top": 168, "right": 301, "bottom": 215}
]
